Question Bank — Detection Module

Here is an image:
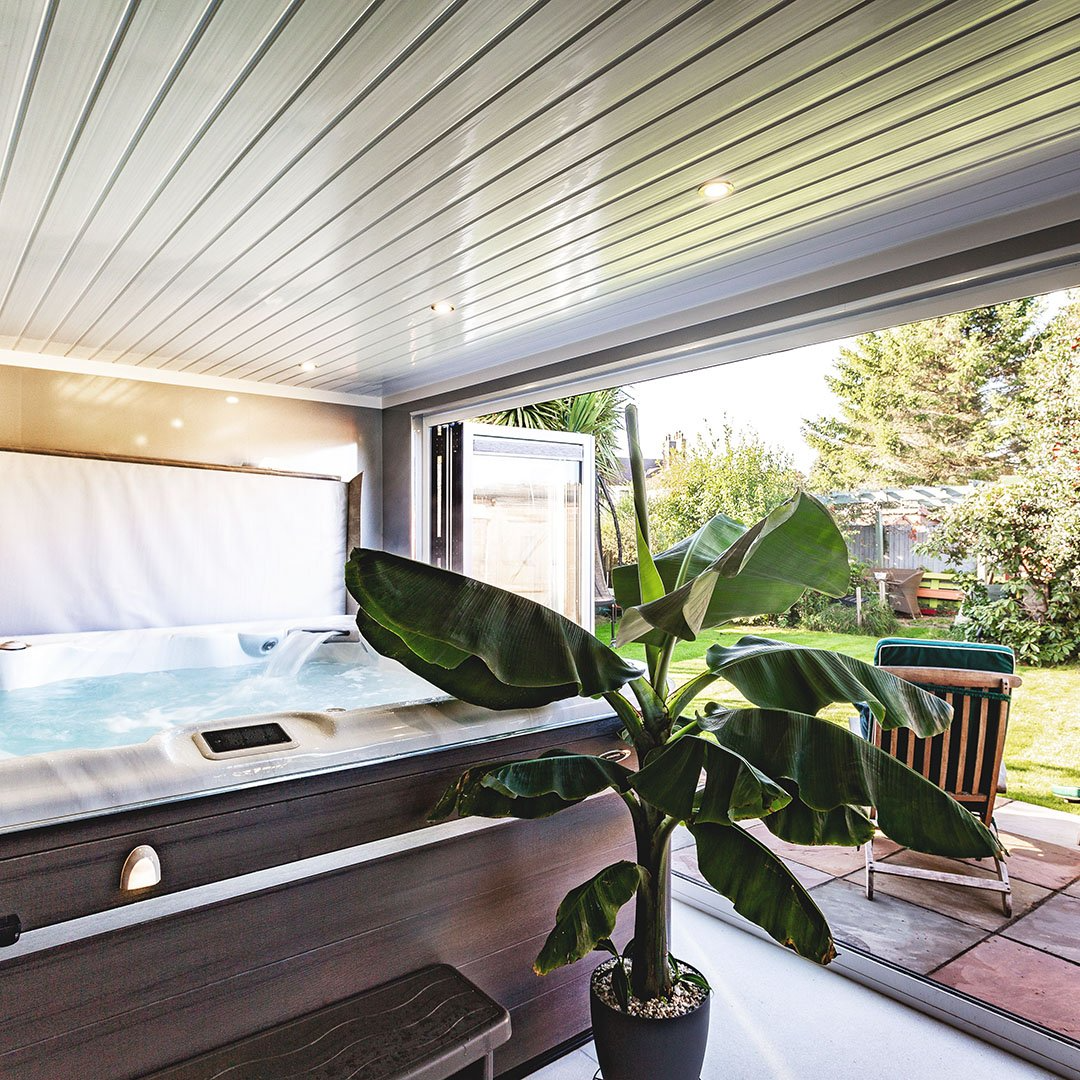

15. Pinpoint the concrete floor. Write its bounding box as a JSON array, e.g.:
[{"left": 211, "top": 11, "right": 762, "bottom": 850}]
[{"left": 526, "top": 901, "right": 1062, "bottom": 1080}]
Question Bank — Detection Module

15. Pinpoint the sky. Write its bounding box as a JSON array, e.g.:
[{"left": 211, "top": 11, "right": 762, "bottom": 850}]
[
  {"left": 623, "top": 338, "right": 847, "bottom": 474},
  {"left": 621, "top": 288, "right": 1073, "bottom": 475}
]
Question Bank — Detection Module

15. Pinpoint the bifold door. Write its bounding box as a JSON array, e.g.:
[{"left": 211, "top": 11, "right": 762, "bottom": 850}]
[{"left": 429, "top": 423, "right": 594, "bottom": 630}]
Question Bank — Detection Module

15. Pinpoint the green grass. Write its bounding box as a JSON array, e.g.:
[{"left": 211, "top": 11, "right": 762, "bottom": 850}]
[{"left": 598, "top": 622, "right": 1080, "bottom": 816}]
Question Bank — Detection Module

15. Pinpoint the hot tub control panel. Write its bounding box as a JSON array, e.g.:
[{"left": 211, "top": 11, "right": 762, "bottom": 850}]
[{"left": 194, "top": 722, "right": 299, "bottom": 760}]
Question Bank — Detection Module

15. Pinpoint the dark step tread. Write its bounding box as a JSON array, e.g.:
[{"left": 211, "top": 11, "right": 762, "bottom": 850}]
[{"left": 143, "top": 965, "right": 511, "bottom": 1080}]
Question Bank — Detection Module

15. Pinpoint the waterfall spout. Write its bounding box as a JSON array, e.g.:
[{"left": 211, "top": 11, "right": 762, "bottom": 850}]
[{"left": 262, "top": 630, "right": 337, "bottom": 678}]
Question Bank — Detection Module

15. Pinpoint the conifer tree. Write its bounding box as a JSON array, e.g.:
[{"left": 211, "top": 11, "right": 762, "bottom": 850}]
[{"left": 804, "top": 300, "right": 1037, "bottom": 490}]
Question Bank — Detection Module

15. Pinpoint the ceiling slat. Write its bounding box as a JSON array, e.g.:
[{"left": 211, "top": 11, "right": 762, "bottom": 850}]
[{"left": 0, "top": 0, "right": 1077, "bottom": 402}]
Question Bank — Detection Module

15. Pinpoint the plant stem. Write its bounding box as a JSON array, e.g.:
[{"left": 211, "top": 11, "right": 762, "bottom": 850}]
[
  {"left": 602, "top": 691, "right": 649, "bottom": 750},
  {"left": 631, "top": 804, "right": 674, "bottom": 1000},
  {"left": 652, "top": 635, "right": 677, "bottom": 701}
]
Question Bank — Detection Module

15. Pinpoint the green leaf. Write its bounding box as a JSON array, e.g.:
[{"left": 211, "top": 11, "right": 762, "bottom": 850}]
[
  {"left": 430, "top": 751, "right": 631, "bottom": 822},
  {"left": 759, "top": 780, "right": 876, "bottom": 847},
  {"left": 610, "top": 959, "right": 631, "bottom": 1011},
  {"left": 429, "top": 759, "right": 581, "bottom": 822},
  {"left": 702, "top": 708, "right": 1002, "bottom": 858},
  {"left": 625, "top": 405, "right": 665, "bottom": 607},
  {"left": 481, "top": 751, "right": 634, "bottom": 800},
  {"left": 534, "top": 862, "right": 648, "bottom": 974},
  {"left": 631, "top": 735, "right": 791, "bottom": 823},
  {"left": 615, "top": 493, "right": 849, "bottom": 645},
  {"left": 676, "top": 968, "right": 712, "bottom": 993},
  {"left": 347, "top": 548, "right": 642, "bottom": 710},
  {"left": 705, "top": 636, "right": 952, "bottom": 735},
  {"left": 691, "top": 821, "right": 836, "bottom": 964},
  {"left": 612, "top": 512, "right": 746, "bottom": 609}
]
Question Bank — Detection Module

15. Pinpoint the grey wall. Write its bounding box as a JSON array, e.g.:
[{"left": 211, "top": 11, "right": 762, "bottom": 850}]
[
  {"left": 0, "top": 364, "right": 382, "bottom": 547},
  {"left": 380, "top": 405, "right": 415, "bottom": 556}
]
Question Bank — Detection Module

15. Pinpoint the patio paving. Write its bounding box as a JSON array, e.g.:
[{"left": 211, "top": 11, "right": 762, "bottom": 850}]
[{"left": 671, "top": 801, "right": 1080, "bottom": 1048}]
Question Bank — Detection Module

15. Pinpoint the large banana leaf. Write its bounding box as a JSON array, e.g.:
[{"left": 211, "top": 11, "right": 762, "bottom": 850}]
[
  {"left": 430, "top": 760, "right": 580, "bottom": 822},
  {"left": 611, "top": 512, "right": 745, "bottom": 607},
  {"left": 760, "top": 787, "right": 877, "bottom": 847},
  {"left": 690, "top": 822, "right": 836, "bottom": 963},
  {"left": 702, "top": 708, "right": 1002, "bottom": 858},
  {"left": 481, "top": 751, "right": 634, "bottom": 800},
  {"left": 534, "top": 861, "right": 648, "bottom": 974},
  {"left": 705, "top": 636, "right": 952, "bottom": 736},
  {"left": 429, "top": 750, "right": 633, "bottom": 821},
  {"left": 347, "top": 548, "right": 641, "bottom": 709},
  {"left": 615, "top": 494, "right": 849, "bottom": 645},
  {"left": 632, "top": 735, "right": 790, "bottom": 823}
]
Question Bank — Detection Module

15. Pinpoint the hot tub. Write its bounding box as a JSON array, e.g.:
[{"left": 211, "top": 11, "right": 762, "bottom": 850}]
[{"left": 0, "top": 617, "right": 606, "bottom": 832}]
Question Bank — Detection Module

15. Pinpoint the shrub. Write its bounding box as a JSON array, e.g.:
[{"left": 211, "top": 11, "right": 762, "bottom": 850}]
[
  {"left": 952, "top": 580, "right": 1080, "bottom": 665},
  {"left": 782, "top": 560, "right": 900, "bottom": 637},
  {"left": 798, "top": 596, "right": 900, "bottom": 637},
  {"left": 923, "top": 470, "right": 1080, "bottom": 665}
]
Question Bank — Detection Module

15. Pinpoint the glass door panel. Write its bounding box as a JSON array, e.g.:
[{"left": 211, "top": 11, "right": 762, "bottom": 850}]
[{"left": 429, "top": 423, "right": 594, "bottom": 629}]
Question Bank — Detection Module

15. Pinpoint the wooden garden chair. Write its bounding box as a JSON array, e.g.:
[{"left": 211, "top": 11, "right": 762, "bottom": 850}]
[{"left": 863, "top": 638, "right": 1022, "bottom": 916}]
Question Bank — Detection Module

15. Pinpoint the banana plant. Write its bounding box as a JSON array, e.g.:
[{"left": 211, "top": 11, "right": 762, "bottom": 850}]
[{"left": 345, "top": 404, "right": 1002, "bottom": 1006}]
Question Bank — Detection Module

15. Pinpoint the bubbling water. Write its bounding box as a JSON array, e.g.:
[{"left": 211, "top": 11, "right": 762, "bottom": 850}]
[{"left": 0, "top": 644, "right": 444, "bottom": 758}]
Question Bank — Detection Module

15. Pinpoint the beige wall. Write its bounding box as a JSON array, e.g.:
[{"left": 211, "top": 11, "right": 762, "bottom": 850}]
[{"left": 0, "top": 363, "right": 383, "bottom": 545}]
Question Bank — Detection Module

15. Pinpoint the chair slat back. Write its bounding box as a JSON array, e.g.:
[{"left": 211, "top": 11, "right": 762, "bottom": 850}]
[{"left": 875, "top": 665, "right": 1019, "bottom": 826}]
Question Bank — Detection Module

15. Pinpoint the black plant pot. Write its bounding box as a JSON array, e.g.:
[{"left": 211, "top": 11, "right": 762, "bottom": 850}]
[{"left": 589, "top": 962, "right": 711, "bottom": 1080}]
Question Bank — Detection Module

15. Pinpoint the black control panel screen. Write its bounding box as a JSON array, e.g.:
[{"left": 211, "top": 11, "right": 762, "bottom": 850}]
[{"left": 201, "top": 722, "right": 293, "bottom": 754}]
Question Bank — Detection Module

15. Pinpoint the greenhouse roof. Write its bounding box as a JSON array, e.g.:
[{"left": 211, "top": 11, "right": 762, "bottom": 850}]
[{"left": 822, "top": 483, "right": 983, "bottom": 509}]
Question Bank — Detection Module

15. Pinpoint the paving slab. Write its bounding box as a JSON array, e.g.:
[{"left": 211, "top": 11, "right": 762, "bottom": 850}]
[
  {"left": 741, "top": 821, "right": 900, "bottom": 878},
  {"left": 993, "top": 802, "right": 1080, "bottom": 851},
  {"left": 1068, "top": 880, "right": 1080, "bottom": 899},
  {"left": 810, "top": 878, "right": 987, "bottom": 973},
  {"left": 1003, "top": 892, "right": 1080, "bottom": 965},
  {"left": 932, "top": 936, "right": 1080, "bottom": 1041},
  {"left": 962, "top": 830, "right": 1080, "bottom": 891},
  {"left": 849, "top": 849, "right": 1051, "bottom": 931}
]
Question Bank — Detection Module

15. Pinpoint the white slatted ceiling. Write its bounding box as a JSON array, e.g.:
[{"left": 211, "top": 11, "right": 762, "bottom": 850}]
[{"left": 0, "top": 0, "right": 1078, "bottom": 402}]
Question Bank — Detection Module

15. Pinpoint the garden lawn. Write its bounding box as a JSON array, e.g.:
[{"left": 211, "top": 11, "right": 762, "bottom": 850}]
[{"left": 599, "top": 623, "right": 1079, "bottom": 817}]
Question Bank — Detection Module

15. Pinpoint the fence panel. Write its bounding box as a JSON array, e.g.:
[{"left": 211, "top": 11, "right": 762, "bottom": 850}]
[{"left": 847, "top": 525, "right": 974, "bottom": 573}]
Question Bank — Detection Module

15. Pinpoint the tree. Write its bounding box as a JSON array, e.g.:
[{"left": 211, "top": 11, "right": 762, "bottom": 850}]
[
  {"left": 922, "top": 294, "right": 1080, "bottom": 664},
  {"left": 804, "top": 300, "right": 1038, "bottom": 490},
  {"left": 647, "top": 423, "right": 801, "bottom": 551}
]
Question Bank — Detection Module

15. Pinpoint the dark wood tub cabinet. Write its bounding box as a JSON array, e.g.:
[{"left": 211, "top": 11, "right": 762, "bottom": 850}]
[{"left": 0, "top": 715, "right": 633, "bottom": 1079}]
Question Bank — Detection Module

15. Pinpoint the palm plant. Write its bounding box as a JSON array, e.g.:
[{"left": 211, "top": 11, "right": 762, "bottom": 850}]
[{"left": 345, "top": 405, "right": 1001, "bottom": 1006}]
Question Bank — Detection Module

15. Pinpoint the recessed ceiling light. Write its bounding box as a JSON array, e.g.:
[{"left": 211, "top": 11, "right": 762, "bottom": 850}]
[
  {"left": 225, "top": 395, "right": 239, "bottom": 405},
  {"left": 430, "top": 301, "right": 456, "bottom": 315},
  {"left": 170, "top": 418, "right": 184, "bottom": 429},
  {"left": 299, "top": 361, "right": 317, "bottom": 372},
  {"left": 698, "top": 179, "right": 735, "bottom": 200}
]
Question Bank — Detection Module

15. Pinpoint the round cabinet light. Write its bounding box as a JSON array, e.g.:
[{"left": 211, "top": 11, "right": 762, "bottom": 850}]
[
  {"left": 698, "top": 179, "right": 735, "bottom": 200},
  {"left": 430, "top": 301, "right": 456, "bottom": 315},
  {"left": 120, "top": 845, "right": 161, "bottom": 891}
]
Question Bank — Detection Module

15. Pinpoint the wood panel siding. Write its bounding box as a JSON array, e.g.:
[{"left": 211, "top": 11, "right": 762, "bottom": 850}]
[
  {"left": 0, "top": 718, "right": 632, "bottom": 1078},
  {"left": 0, "top": 717, "right": 621, "bottom": 930}
]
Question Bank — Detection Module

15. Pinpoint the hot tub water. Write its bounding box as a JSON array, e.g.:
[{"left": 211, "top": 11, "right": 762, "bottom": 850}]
[{"left": 0, "top": 643, "right": 444, "bottom": 758}]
